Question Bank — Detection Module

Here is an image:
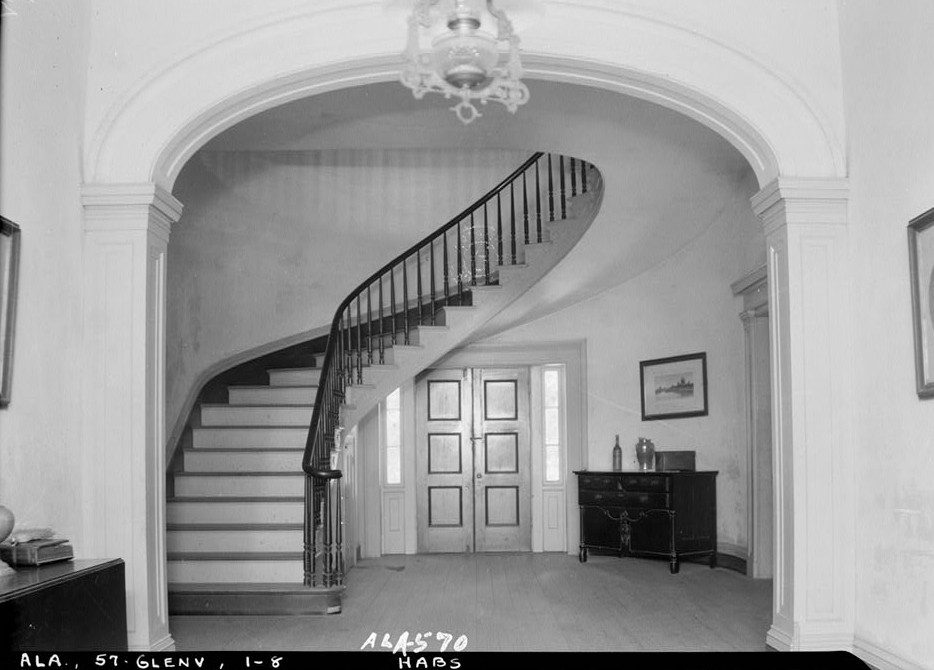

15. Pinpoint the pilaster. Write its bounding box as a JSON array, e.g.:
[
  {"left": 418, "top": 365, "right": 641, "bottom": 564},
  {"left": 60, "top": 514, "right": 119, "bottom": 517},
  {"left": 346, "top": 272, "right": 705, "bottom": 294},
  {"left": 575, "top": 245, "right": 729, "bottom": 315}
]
[
  {"left": 751, "top": 177, "right": 855, "bottom": 651},
  {"left": 81, "top": 183, "right": 183, "bottom": 651}
]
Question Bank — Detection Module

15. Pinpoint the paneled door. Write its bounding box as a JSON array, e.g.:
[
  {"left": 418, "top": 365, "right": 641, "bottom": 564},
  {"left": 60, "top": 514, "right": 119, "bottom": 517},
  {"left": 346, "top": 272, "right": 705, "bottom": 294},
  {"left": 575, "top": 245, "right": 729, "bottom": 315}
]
[{"left": 416, "top": 368, "right": 531, "bottom": 553}]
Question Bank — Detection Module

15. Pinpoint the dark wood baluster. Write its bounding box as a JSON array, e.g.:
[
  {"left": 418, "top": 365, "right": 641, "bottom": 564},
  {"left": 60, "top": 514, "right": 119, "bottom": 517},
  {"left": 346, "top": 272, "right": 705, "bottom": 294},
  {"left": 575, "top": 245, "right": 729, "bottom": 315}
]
[
  {"left": 378, "top": 274, "right": 385, "bottom": 364},
  {"left": 497, "top": 192, "right": 504, "bottom": 266},
  {"left": 570, "top": 157, "right": 577, "bottom": 197},
  {"left": 509, "top": 182, "right": 517, "bottom": 264},
  {"left": 443, "top": 229, "right": 450, "bottom": 304},
  {"left": 303, "top": 475, "right": 312, "bottom": 586},
  {"left": 469, "top": 211, "right": 477, "bottom": 286},
  {"left": 337, "top": 311, "right": 345, "bottom": 388},
  {"left": 416, "top": 247, "right": 423, "bottom": 326},
  {"left": 560, "top": 155, "right": 567, "bottom": 219},
  {"left": 356, "top": 295, "right": 363, "bottom": 384},
  {"left": 522, "top": 171, "right": 530, "bottom": 245},
  {"left": 366, "top": 285, "right": 373, "bottom": 366},
  {"left": 548, "top": 154, "right": 555, "bottom": 222},
  {"left": 535, "top": 158, "right": 542, "bottom": 242},
  {"left": 344, "top": 307, "right": 352, "bottom": 386},
  {"left": 430, "top": 237, "right": 436, "bottom": 325},
  {"left": 390, "top": 267, "right": 397, "bottom": 345},
  {"left": 403, "top": 256, "right": 410, "bottom": 345},
  {"left": 483, "top": 201, "right": 491, "bottom": 284},
  {"left": 457, "top": 219, "right": 464, "bottom": 297}
]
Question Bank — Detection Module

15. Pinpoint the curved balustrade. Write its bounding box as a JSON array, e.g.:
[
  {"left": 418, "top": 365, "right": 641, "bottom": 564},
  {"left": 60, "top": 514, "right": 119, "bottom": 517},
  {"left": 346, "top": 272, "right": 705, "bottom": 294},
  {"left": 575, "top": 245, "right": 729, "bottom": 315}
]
[{"left": 302, "top": 152, "right": 596, "bottom": 588}]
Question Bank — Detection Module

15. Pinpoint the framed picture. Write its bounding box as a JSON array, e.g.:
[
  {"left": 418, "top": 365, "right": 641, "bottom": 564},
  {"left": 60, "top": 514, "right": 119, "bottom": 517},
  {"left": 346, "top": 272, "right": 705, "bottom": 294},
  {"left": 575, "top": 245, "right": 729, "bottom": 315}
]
[
  {"left": 1, "top": 216, "right": 21, "bottom": 407},
  {"left": 908, "top": 206, "right": 934, "bottom": 398},
  {"left": 640, "top": 352, "right": 708, "bottom": 420}
]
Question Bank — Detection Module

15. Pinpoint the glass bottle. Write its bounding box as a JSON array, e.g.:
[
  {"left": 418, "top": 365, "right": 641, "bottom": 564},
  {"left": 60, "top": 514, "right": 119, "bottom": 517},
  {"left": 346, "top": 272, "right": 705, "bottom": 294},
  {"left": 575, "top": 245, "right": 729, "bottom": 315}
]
[{"left": 612, "top": 434, "right": 622, "bottom": 471}]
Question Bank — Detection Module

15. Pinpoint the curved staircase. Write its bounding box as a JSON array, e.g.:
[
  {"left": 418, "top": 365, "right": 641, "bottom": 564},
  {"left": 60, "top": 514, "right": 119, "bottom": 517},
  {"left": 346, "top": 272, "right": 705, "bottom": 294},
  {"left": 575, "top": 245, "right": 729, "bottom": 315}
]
[{"left": 167, "top": 153, "right": 603, "bottom": 615}]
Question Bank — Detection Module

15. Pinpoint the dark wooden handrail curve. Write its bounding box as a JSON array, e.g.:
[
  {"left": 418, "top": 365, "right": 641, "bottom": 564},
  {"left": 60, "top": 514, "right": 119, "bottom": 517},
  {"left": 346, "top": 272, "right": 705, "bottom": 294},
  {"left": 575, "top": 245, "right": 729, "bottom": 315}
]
[{"left": 301, "top": 151, "right": 594, "bottom": 588}]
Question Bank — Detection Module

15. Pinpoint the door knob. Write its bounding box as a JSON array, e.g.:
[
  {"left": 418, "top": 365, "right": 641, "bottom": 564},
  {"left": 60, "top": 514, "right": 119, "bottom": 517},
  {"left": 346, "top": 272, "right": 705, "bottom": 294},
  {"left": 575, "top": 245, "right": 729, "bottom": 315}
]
[{"left": 476, "top": 473, "right": 483, "bottom": 480}]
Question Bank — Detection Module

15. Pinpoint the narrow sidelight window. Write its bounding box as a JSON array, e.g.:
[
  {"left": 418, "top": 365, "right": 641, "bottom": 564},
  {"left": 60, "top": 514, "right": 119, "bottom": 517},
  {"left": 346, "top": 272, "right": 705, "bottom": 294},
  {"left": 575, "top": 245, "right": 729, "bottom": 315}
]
[
  {"left": 384, "top": 387, "right": 403, "bottom": 485},
  {"left": 542, "top": 365, "right": 564, "bottom": 483}
]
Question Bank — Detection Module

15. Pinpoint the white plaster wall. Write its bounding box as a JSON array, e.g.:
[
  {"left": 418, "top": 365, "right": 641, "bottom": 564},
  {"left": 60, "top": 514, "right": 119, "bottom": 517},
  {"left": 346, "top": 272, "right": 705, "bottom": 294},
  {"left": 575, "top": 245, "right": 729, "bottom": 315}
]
[
  {"left": 480, "top": 168, "right": 765, "bottom": 554},
  {"left": 167, "top": 149, "right": 526, "bottom": 435},
  {"left": 0, "top": 2, "right": 91, "bottom": 546},
  {"left": 839, "top": 1, "right": 934, "bottom": 666}
]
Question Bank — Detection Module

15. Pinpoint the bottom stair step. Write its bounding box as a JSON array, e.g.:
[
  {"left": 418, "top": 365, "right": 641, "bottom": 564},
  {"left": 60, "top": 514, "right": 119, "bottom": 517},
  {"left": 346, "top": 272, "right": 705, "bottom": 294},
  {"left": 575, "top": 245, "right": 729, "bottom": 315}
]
[
  {"left": 168, "top": 552, "right": 304, "bottom": 583},
  {"left": 168, "top": 582, "right": 343, "bottom": 615}
]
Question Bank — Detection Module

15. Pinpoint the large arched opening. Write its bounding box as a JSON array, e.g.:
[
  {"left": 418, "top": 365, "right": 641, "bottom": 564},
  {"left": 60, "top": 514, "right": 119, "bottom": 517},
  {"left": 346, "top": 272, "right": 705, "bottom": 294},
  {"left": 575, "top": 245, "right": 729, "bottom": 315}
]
[{"left": 80, "top": 5, "right": 851, "bottom": 651}]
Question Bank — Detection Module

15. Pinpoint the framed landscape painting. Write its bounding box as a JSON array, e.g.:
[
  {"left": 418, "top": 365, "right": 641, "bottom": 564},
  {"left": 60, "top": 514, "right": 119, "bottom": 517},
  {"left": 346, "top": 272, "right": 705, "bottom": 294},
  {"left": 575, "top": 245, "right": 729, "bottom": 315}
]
[
  {"left": 640, "top": 352, "right": 708, "bottom": 421},
  {"left": 908, "top": 206, "right": 934, "bottom": 398}
]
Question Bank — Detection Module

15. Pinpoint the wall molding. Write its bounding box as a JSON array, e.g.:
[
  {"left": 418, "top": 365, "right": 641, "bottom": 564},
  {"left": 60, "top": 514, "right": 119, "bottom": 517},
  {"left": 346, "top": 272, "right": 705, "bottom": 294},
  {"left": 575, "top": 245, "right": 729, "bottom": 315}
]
[{"left": 853, "top": 636, "right": 929, "bottom": 670}]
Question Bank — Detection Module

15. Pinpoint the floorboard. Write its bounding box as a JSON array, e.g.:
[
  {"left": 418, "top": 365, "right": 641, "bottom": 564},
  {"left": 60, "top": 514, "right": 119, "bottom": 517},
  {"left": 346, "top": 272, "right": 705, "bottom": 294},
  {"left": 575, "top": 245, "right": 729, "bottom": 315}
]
[{"left": 170, "top": 552, "right": 772, "bottom": 652}]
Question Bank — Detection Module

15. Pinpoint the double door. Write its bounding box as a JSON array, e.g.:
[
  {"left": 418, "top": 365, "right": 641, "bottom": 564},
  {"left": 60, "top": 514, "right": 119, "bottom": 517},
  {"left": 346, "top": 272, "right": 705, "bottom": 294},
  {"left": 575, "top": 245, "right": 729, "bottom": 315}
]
[{"left": 415, "top": 368, "right": 531, "bottom": 553}]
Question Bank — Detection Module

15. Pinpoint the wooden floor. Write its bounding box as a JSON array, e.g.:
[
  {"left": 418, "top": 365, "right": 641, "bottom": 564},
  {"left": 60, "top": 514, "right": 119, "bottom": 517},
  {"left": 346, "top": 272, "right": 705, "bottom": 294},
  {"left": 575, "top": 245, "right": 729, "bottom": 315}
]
[{"left": 170, "top": 552, "right": 772, "bottom": 652}]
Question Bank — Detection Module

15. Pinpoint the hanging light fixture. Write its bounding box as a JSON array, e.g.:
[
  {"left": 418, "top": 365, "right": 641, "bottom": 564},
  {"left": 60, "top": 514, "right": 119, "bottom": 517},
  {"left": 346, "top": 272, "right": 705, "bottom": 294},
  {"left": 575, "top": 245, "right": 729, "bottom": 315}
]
[{"left": 400, "top": 0, "right": 530, "bottom": 124}]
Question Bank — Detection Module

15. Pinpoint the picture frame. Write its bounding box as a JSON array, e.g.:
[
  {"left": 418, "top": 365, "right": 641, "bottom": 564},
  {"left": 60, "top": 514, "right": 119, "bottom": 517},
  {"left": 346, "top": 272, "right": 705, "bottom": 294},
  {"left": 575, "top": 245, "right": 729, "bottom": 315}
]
[
  {"left": 1, "top": 216, "right": 21, "bottom": 408},
  {"left": 640, "top": 352, "right": 708, "bottom": 420},
  {"left": 908, "top": 206, "right": 934, "bottom": 398}
]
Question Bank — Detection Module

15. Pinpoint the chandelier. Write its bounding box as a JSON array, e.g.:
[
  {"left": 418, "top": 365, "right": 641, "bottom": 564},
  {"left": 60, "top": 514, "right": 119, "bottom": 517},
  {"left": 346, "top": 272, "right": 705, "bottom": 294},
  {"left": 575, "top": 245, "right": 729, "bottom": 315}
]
[{"left": 400, "top": 0, "right": 530, "bottom": 124}]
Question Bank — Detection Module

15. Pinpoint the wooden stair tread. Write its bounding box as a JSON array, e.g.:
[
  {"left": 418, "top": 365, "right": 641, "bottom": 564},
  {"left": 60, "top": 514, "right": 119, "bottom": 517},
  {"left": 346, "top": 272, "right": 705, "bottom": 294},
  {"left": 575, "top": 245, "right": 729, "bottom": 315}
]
[
  {"left": 167, "top": 523, "right": 303, "bottom": 531},
  {"left": 201, "top": 403, "right": 315, "bottom": 409},
  {"left": 168, "top": 495, "right": 304, "bottom": 503},
  {"left": 174, "top": 471, "right": 302, "bottom": 477},
  {"left": 183, "top": 447, "right": 304, "bottom": 453},
  {"left": 168, "top": 551, "right": 303, "bottom": 561},
  {"left": 168, "top": 582, "right": 341, "bottom": 594}
]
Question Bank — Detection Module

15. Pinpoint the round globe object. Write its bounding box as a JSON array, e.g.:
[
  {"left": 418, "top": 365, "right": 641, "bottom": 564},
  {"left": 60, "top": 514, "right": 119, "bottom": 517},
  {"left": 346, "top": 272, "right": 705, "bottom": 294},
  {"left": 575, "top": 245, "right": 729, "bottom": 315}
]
[{"left": 432, "top": 31, "right": 498, "bottom": 90}]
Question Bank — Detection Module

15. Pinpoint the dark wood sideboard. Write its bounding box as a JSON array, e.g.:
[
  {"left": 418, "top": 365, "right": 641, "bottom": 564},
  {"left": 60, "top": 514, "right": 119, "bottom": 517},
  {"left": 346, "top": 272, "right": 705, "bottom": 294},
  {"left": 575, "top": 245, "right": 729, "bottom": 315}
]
[
  {"left": 0, "top": 558, "right": 127, "bottom": 650},
  {"left": 574, "top": 470, "right": 717, "bottom": 573}
]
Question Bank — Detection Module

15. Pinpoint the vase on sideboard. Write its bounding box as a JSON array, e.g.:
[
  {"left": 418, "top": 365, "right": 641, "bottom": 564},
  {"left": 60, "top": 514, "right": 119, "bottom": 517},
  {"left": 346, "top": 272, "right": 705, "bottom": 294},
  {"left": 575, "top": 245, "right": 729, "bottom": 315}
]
[{"left": 635, "top": 437, "right": 655, "bottom": 471}]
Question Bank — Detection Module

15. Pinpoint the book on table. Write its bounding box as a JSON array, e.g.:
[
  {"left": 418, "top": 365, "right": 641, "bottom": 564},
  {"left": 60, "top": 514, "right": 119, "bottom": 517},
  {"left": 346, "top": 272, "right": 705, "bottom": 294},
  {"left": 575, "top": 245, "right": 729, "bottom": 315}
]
[{"left": 0, "top": 538, "right": 74, "bottom": 566}]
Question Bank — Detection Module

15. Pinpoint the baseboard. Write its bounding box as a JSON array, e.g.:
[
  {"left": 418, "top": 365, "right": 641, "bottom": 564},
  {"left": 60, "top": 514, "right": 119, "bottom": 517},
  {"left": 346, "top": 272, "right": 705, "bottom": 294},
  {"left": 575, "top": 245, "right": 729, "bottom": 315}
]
[
  {"left": 853, "top": 636, "right": 929, "bottom": 670},
  {"left": 716, "top": 550, "right": 747, "bottom": 574}
]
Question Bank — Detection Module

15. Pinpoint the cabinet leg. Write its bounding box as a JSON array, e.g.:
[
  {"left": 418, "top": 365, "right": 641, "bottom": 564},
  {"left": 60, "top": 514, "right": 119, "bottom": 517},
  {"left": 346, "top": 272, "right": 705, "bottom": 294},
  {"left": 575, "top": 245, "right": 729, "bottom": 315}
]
[
  {"left": 578, "top": 547, "right": 588, "bottom": 563},
  {"left": 669, "top": 558, "right": 680, "bottom": 574},
  {"left": 709, "top": 552, "right": 718, "bottom": 569}
]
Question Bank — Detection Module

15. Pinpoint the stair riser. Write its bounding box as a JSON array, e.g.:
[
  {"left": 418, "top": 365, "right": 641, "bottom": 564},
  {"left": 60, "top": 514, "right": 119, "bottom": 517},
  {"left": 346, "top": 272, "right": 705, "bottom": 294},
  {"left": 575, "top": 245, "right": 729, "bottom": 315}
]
[
  {"left": 268, "top": 369, "right": 322, "bottom": 387},
  {"left": 183, "top": 450, "right": 302, "bottom": 473},
  {"left": 201, "top": 405, "right": 313, "bottom": 427},
  {"left": 175, "top": 475, "right": 304, "bottom": 497},
  {"left": 192, "top": 427, "right": 307, "bottom": 449},
  {"left": 228, "top": 386, "right": 317, "bottom": 405},
  {"left": 167, "top": 501, "right": 303, "bottom": 525},
  {"left": 168, "top": 560, "right": 304, "bottom": 584},
  {"left": 167, "top": 529, "right": 303, "bottom": 553}
]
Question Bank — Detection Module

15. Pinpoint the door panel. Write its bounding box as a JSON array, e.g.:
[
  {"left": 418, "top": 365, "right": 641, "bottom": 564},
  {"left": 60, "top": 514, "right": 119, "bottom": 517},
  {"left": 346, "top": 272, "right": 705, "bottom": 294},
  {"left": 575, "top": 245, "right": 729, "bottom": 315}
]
[
  {"left": 416, "top": 368, "right": 531, "bottom": 553},
  {"left": 416, "top": 370, "right": 473, "bottom": 553},
  {"left": 474, "top": 369, "right": 531, "bottom": 552}
]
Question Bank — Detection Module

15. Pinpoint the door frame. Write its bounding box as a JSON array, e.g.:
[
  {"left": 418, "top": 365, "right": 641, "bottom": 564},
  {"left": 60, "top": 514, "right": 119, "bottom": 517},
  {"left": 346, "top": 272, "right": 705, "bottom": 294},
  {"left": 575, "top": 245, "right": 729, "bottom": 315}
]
[{"left": 431, "top": 339, "right": 588, "bottom": 555}]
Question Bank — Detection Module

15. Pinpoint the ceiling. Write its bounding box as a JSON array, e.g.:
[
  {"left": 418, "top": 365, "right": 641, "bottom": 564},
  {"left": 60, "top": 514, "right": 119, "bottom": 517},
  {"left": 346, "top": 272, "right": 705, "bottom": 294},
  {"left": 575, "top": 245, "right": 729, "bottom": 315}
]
[{"left": 201, "top": 79, "right": 761, "bottom": 337}]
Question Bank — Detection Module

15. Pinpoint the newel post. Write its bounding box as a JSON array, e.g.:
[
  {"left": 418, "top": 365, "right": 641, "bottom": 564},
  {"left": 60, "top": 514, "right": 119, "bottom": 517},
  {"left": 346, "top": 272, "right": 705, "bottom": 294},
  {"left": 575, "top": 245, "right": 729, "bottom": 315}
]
[
  {"left": 81, "top": 183, "right": 183, "bottom": 651},
  {"left": 751, "top": 178, "right": 856, "bottom": 651}
]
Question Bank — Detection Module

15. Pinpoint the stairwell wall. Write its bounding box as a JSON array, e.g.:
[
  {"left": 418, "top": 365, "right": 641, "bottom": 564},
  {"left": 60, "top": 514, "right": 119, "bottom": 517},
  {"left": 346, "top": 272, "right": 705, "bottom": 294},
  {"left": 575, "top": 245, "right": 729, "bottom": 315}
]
[{"left": 167, "top": 149, "right": 527, "bottom": 446}]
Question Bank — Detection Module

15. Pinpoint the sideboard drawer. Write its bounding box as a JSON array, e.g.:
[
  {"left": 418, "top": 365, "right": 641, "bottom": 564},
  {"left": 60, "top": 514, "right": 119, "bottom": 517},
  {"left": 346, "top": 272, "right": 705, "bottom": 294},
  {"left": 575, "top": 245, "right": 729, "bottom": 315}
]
[
  {"left": 579, "top": 489, "right": 670, "bottom": 508},
  {"left": 579, "top": 473, "right": 671, "bottom": 492}
]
